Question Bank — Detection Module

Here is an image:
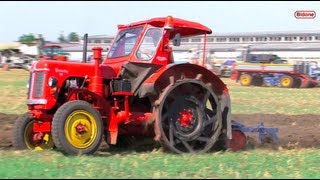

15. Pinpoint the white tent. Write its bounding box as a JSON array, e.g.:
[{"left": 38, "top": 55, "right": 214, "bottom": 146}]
[
  {"left": 18, "top": 44, "right": 38, "bottom": 55},
  {"left": 0, "top": 42, "right": 21, "bottom": 50}
]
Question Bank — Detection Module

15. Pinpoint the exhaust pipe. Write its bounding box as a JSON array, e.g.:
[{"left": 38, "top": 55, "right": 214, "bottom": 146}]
[{"left": 82, "top": 33, "right": 88, "bottom": 63}]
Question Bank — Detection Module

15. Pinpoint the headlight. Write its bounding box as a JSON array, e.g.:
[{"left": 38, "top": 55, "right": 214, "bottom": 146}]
[{"left": 48, "top": 77, "right": 58, "bottom": 87}]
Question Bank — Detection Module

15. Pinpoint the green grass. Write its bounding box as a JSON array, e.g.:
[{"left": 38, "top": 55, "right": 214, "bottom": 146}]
[
  {"left": 0, "top": 149, "right": 320, "bottom": 178},
  {"left": 0, "top": 69, "right": 29, "bottom": 114}
]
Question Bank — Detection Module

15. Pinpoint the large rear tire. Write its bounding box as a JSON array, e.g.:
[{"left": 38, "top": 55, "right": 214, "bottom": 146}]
[
  {"left": 154, "top": 76, "right": 222, "bottom": 154},
  {"left": 13, "top": 112, "right": 54, "bottom": 150},
  {"left": 52, "top": 100, "right": 103, "bottom": 155}
]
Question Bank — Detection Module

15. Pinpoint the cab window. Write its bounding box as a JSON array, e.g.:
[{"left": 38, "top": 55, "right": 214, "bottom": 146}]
[
  {"left": 136, "top": 28, "right": 162, "bottom": 61},
  {"left": 107, "top": 26, "right": 143, "bottom": 59}
]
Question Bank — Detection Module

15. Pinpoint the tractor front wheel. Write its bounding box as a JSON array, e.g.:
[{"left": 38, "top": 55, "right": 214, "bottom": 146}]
[
  {"left": 52, "top": 100, "right": 103, "bottom": 155},
  {"left": 13, "top": 112, "right": 54, "bottom": 150}
]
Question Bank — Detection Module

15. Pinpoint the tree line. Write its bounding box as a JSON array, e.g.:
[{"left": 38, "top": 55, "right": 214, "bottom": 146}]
[{"left": 18, "top": 32, "right": 80, "bottom": 44}]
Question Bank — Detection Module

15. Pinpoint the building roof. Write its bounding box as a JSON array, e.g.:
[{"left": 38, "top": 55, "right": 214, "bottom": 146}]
[
  {"left": 202, "top": 29, "right": 320, "bottom": 37},
  {"left": 62, "top": 42, "right": 320, "bottom": 52},
  {"left": 87, "top": 35, "right": 114, "bottom": 39},
  {"left": 172, "top": 42, "right": 320, "bottom": 51},
  {"left": 62, "top": 44, "right": 109, "bottom": 52},
  {"left": 85, "top": 29, "right": 320, "bottom": 40}
]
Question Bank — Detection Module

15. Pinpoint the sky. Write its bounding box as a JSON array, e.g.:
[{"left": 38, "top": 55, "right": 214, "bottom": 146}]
[{"left": 0, "top": 1, "right": 319, "bottom": 42}]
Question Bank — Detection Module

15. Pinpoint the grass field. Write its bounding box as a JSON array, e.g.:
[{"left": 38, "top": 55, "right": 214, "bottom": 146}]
[
  {"left": 0, "top": 69, "right": 320, "bottom": 179},
  {"left": 0, "top": 69, "right": 29, "bottom": 115},
  {"left": 0, "top": 149, "right": 320, "bottom": 179}
]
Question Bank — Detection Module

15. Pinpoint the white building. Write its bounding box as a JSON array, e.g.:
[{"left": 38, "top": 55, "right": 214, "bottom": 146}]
[{"left": 62, "top": 30, "right": 320, "bottom": 65}]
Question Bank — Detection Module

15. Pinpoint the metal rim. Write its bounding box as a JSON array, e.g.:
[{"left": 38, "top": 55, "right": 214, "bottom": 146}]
[
  {"left": 281, "top": 77, "right": 291, "bottom": 87},
  {"left": 158, "top": 79, "right": 222, "bottom": 154},
  {"left": 241, "top": 75, "right": 251, "bottom": 85},
  {"left": 65, "top": 110, "right": 98, "bottom": 149},
  {"left": 24, "top": 120, "right": 54, "bottom": 150}
]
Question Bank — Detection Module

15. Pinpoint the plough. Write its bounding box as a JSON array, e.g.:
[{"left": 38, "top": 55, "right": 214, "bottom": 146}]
[{"left": 226, "top": 120, "right": 280, "bottom": 151}]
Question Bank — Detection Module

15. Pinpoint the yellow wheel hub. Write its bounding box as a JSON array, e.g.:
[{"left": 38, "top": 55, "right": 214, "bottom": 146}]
[
  {"left": 281, "top": 77, "right": 291, "bottom": 86},
  {"left": 65, "top": 110, "right": 97, "bottom": 149},
  {"left": 241, "top": 75, "right": 250, "bottom": 86},
  {"left": 24, "top": 120, "right": 54, "bottom": 150}
]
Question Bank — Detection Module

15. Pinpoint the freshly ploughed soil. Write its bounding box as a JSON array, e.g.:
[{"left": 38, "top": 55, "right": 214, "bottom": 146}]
[{"left": 1, "top": 113, "right": 319, "bottom": 151}]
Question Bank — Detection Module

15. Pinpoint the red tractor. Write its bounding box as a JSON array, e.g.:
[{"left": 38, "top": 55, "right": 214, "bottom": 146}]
[
  {"left": 13, "top": 16, "right": 233, "bottom": 154},
  {"left": 41, "top": 44, "right": 69, "bottom": 61}
]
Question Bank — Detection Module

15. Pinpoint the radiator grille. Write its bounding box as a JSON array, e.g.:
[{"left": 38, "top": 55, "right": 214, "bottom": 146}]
[{"left": 32, "top": 72, "right": 45, "bottom": 98}]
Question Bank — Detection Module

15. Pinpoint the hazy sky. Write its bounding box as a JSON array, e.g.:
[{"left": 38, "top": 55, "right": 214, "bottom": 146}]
[{"left": 0, "top": 1, "right": 319, "bottom": 42}]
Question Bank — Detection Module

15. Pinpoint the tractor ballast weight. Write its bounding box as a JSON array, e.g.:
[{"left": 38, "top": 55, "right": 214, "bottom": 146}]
[{"left": 13, "top": 16, "right": 232, "bottom": 155}]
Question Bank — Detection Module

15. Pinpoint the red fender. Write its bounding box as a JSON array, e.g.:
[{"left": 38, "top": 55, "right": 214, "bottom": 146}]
[{"left": 138, "top": 63, "right": 228, "bottom": 98}]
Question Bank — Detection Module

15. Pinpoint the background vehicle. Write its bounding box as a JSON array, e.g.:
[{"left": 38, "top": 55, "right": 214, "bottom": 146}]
[
  {"left": 220, "top": 60, "right": 236, "bottom": 77},
  {"left": 41, "top": 44, "right": 70, "bottom": 61},
  {"left": 0, "top": 42, "right": 35, "bottom": 70},
  {"left": 0, "top": 39, "right": 70, "bottom": 70},
  {"left": 231, "top": 50, "right": 320, "bottom": 88}
]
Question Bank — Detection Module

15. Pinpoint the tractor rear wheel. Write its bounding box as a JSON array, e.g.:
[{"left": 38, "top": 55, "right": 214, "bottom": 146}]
[
  {"left": 154, "top": 76, "right": 222, "bottom": 154},
  {"left": 52, "top": 100, "right": 103, "bottom": 155},
  {"left": 280, "top": 75, "right": 294, "bottom": 88},
  {"left": 13, "top": 112, "right": 54, "bottom": 150},
  {"left": 239, "top": 74, "right": 252, "bottom": 86}
]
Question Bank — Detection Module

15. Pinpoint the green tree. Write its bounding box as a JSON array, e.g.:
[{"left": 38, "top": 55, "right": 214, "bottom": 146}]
[
  {"left": 58, "top": 33, "right": 66, "bottom": 43},
  {"left": 18, "top": 34, "right": 36, "bottom": 44},
  {"left": 67, "top": 32, "right": 80, "bottom": 42}
]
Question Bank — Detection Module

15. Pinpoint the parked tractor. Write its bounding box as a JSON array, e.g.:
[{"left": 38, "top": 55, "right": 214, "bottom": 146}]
[
  {"left": 230, "top": 49, "right": 320, "bottom": 88},
  {"left": 231, "top": 60, "right": 320, "bottom": 88},
  {"left": 14, "top": 16, "right": 273, "bottom": 155},
  {"left": 40, "top": 44, "right": 70, "bottom": 61}
]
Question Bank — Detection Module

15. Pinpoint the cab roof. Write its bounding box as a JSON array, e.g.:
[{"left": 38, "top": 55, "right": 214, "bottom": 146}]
[{"left": 117, "top": 16, "right": 212, "bottom": 38}]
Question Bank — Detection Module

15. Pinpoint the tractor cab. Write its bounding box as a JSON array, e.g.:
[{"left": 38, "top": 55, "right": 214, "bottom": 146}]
[
  {"left": 100, "top": 16, "right": 214, "bottom": 96},
  {"left": 41, "top": 44, "right": 69, "bottom": 61},
  {"left": 102, "top": 16, "right": 212, "bottom": 73}
]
